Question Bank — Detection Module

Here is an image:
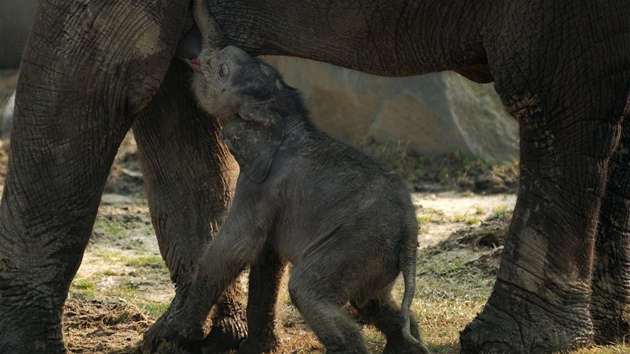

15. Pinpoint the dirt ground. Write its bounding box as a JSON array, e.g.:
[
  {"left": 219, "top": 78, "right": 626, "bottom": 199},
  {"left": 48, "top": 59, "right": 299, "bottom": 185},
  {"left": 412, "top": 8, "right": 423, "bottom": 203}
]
[{"left": 0, "top": 70, "right": 520, "bottom": 353}]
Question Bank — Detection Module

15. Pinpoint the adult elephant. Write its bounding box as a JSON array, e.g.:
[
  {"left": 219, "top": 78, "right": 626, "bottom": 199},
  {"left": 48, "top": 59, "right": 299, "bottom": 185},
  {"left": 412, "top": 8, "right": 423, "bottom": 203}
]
[{"left": 1, "top": 0, "right": 629, "bottom": 353}]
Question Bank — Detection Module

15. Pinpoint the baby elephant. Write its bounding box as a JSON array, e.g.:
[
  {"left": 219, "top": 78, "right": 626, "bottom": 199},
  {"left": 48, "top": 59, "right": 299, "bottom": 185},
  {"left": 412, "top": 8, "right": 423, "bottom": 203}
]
[{"left": 156, "top": 1, "right": 431, "bottom": 353}]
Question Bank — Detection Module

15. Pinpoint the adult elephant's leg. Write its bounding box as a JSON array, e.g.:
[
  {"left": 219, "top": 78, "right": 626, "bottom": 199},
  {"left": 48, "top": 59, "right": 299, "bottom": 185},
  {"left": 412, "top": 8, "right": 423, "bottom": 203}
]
[
  {"left": 0, "top": 74, "right": 130, "bottom": 354},
  {"left": 590, "top": 118, "right": 630, "bottom": 344},
  {"left": 0, "top": 1, "right": 189, "bottom": 353},
  {"left": 134, "top": 60, "right": 246, "bottom": 353},
  {"left": 460, "top": 78, "right": 627, "bottom": 351}
]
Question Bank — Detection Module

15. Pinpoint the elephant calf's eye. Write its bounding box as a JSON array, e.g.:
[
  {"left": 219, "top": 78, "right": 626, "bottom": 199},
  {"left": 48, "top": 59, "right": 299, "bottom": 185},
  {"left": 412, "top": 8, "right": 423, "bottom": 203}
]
[{"left": 218, "top": 63, "right": 230, "bottom": 81}]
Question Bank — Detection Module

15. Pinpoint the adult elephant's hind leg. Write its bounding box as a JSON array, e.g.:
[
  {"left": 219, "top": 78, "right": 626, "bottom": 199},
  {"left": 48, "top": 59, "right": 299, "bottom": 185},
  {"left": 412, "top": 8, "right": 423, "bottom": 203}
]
[
  {"left": 134, "top": 60, "right": 246, "bottom": 353},
  {"left": 460, "top": 81, "right": 626, "bottom": 351},
  {"left": 591, "top": 116, "right": 630, "bottom": 344}
]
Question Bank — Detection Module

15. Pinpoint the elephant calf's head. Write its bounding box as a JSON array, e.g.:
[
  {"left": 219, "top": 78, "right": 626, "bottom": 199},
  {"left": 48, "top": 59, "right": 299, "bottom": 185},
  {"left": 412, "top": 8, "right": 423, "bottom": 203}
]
[
  {"left": 187, "top": 0, "right": 307, "bottom": 183},
  {"left": 191, "top": 45, "right": 288, "bottom": 121}
]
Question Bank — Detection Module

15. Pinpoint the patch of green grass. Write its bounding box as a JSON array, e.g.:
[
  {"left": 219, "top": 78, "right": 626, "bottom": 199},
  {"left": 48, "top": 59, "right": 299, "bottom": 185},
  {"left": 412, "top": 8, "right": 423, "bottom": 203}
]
[
  {"left": 125, "top": 255, "right": 165, "bottom": 269},
  {"left": 139, "top": 301, "right": 171, "bottom": 319},
  {"left": 92, "top": 248, "right": 128, "bottom": 263},
  {"left": 406, "top": 245, "right": 495, "bottom": 352},
  {"left": 452, "top": 215, "right": 466, "bottom": 223},
  {"left": 72, "top": 280, "right": 96, "bottom": 297},
  {"left": 419, "top": 225, "right": 431, "bottom": 234},
  {"left": 418, "top": 209, "right": 446, "bottom": 224},
  {"left": 464, "top": 216, "right": 480, "bottom": 225},
  {"left": 93, "top": 219, "right": 127, "bottom": 238},
  {"left": 492, "top": 205, "right": 510, "bottom": 218},
  {"left": 104, "top": 281, "right": 142, "bottom": 300},
  {"left": 416, "top": 297, "right": 485, "bottom": 353},
  {"left": 574, "top": 345, "right": 630, "bottom": 354},
  {"left": 452, "top": 215, "right": 481, "bottom": 225},
  {"left": 418, "top": 215, "right": 433, "bottom": 224},
  {"left": 415, "top": 247, "right": 492, "bottom": 299},
  {"left": 125, "top": 256, "right": 170, "bottom": 280}
]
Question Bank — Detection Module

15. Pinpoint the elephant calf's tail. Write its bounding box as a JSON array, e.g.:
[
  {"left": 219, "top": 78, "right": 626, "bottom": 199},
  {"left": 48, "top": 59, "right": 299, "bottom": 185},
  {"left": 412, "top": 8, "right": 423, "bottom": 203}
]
[{"left": 400, "top": 241, "right": 431, "bottom": 354}]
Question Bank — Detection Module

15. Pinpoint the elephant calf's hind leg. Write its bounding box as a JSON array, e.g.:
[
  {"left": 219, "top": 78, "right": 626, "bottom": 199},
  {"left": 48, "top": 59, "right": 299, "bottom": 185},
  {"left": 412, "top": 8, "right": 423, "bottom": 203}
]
[
  {"left": 352, "top": 294, "right": 425, "bottom": 354},
  {"left": 288, "top": 268, "right": 367, "bottom": 354}
]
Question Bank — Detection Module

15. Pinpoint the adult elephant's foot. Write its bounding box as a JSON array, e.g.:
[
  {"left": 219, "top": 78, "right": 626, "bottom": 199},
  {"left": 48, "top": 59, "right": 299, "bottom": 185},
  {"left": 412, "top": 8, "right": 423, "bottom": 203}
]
[
  {"left": 0, "top": 280, "right": 67, "bottom": 354},
  {"left": 0, "top": 313, "right": 66, "bottom": 354},
  {"left": 460, "top": 279, "right": 594, "bottom": 353},
  {"left": 590, "top": 285, "right": 630, "bottom": 344},
  {"left": 236, "top": 327, "right": 280, "bottom": 354},
  {"left": 0, "top": 311, "right": 66, "bottom": 354}
]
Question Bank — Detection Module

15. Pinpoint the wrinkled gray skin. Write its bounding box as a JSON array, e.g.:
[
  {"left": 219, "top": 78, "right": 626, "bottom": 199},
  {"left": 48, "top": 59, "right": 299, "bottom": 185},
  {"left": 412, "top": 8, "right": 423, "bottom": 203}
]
[
  {"left": 145, "top": 3, "right": 431, "bottom": 353},
  {"left": 3, "top": 0, "right": 630, "bottom": 353}
]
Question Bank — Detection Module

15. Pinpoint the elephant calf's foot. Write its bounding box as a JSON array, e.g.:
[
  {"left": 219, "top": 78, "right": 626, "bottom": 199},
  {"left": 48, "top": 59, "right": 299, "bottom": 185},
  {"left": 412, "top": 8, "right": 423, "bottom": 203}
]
[
  {"left": 140, "top": 309, "right": 206, "bottom": 354},
  {"left": 460, "top": 280, "right": 594, "bottom": 353},
  {"left": 142, "top": 310, "right": 247, "bottom": 354}
]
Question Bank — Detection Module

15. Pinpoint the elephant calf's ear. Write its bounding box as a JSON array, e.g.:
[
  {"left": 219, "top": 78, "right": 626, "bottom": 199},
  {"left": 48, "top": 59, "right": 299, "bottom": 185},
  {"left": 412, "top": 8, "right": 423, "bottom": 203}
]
[{"left": 222, "top": 105, "right": 284, "bottom": 183}]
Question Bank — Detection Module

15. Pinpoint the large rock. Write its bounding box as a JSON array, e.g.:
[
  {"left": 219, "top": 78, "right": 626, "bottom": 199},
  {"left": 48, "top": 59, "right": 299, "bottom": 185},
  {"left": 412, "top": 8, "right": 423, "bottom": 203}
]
[
  {"left": 265, "top": 57, "right": 519, "bottom": 162},
  {"left": 0, "top": 0, "right": 37, "bottom": 69}
]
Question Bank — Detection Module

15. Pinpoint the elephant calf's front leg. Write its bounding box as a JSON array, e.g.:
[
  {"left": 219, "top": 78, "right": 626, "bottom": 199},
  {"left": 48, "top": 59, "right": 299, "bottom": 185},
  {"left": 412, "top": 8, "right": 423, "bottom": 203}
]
[
  {"left": 159, "top": 230, "right": 258, "bottom": 344},
  {"left": 239, "top": 247, "right": 286, "bottom": 354},
  {"left": 135, "top": 60, "right": 247, "bottom": 353}
]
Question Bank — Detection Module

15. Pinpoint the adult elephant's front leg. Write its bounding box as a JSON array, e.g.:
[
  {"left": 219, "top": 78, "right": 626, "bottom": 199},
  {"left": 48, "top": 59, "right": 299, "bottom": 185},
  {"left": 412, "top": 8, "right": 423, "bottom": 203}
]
[
  {"left": 460, "top": 78, "right": 627, "bottom": 351},
  {"left": 0, "top": 74, "right": 130, "bottom": 353},
  {"left": 134, "top": 60, "right": 246, "bottom": 354},
  {"left": 591, "top": 117, "right": 630, "bottom": 344},
  {"left": 0, "top": 1, "right": 190, "bottom": 353}
]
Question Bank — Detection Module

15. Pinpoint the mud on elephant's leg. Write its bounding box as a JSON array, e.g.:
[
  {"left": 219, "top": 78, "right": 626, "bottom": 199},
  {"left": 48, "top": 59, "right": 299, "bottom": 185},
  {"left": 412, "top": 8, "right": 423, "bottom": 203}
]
[
  {"left": 134, "top": 60, "right": 246, "bottom": 354},
  {"left": 591, "top": 120, "right": 630, "bottom": 344}
]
